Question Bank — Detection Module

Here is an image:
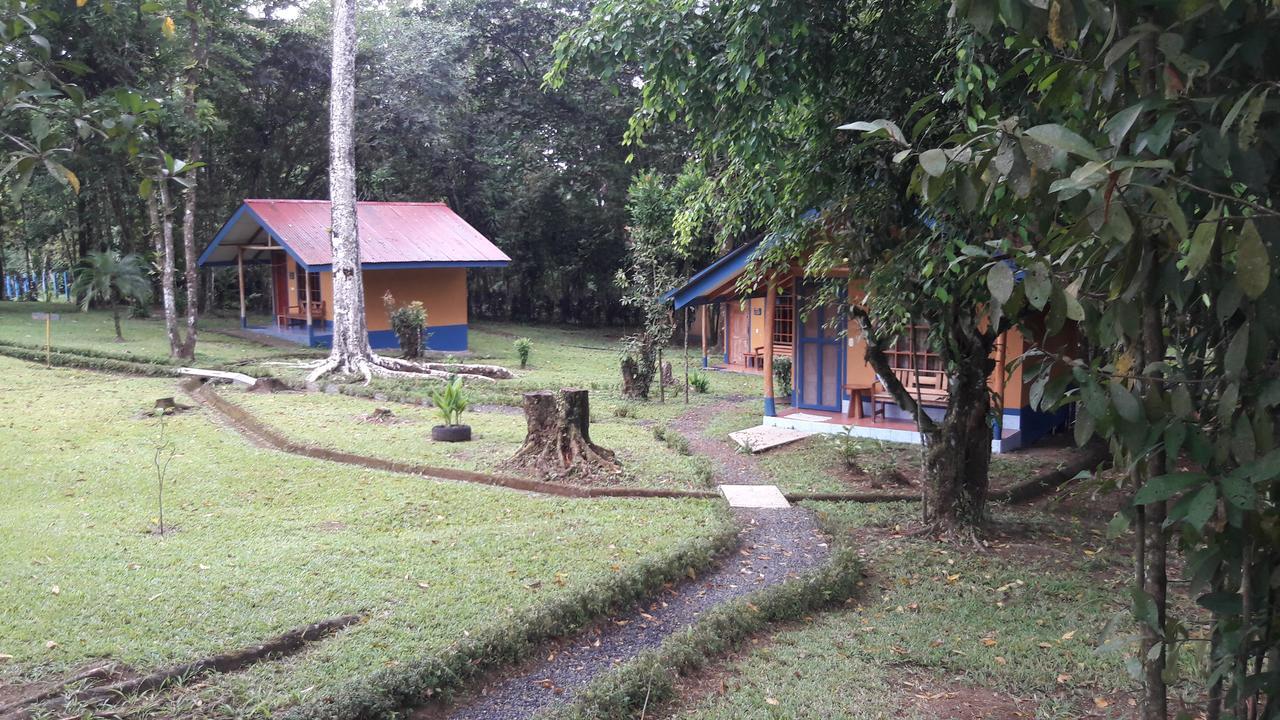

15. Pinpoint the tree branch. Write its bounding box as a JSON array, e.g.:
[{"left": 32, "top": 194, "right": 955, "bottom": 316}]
[{"left": 850, "top": 305, "right": 939, "bottom": 434}]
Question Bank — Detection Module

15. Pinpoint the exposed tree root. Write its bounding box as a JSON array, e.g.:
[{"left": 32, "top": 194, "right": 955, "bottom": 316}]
[
  {"left": 502, "top": 389, "right": 624, "bottom": 484},
  {"left": 299, "top": 353, "right": 513, "bottom": 384}
]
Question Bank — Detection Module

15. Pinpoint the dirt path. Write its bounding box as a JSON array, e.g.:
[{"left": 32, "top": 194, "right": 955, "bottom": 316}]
[
  {"left": 668, "top": 400, "right": 763, "bottom": 485},
  {"left": 438, "top": 508, "right": 828, "bottom": 720},
  {"left": 436, "top": 401, "right": 820, "bottom": 720}
]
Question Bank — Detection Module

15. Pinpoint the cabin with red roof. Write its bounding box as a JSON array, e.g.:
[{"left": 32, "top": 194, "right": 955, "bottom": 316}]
[{"left": 198, "top": 199, "right": 510, "bottom": 352}]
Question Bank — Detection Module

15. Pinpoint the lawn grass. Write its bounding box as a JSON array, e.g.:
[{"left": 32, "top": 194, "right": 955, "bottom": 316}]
[
  {"left": 670, "top": 502, "right": 1133, "bottom": 720},
  {"left": 0, "top": 301, "right": 313, "bottom": 366},
  {"left": 0, "top": 356, "right": 731, "bottom": 715},
  {"left": 333, "top": 323, "right": 763, "bottom": 424},
  {"left": 227, "top": 386, "right": 716, "bottom": 489}
]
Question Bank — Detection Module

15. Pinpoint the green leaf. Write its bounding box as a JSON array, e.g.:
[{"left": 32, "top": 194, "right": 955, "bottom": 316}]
[
  {"left": 987, "top": 261, "right": 1015, "bottom": 304},
  {"left": 1024, "top": 263, "right": 1051, "bottom": 309},
  {"left": 1184, "top": 205, "right": 1220, "bottom": 278},
  {"left": 919, "top": 148, "right": 947, "bottom": 177},
  {"left": 1104, "top": 31, "right": 1147, "bottom": 69},
  {"left": 1024, "top": 124, "right": 1102, "bottom": 161},
  {"left": 1110, "top": 381, "right": 1143, "bottom": 422},
  {"left": 1074, "top": 407, "right": 1096, "bottom": 446},
  {"left": 1224, "top": 322, "right": 1248, "bottom": 378},
  {"left": 1236, "top": 220, "right": 1270, "bottom": 298},
  {"left": 1146, "top": 186, "right": 1188, "bottom": 241},
  {"left": 1106, "top": 511, "right": 1130, "bottom": 539},
  {"left": 1245, "top": 449, "right": 1280, "bottom": 482},
  {"left": 837, "top": 119, "right": 907, "bottom": 146},
  {"left": 1166, "top": 484, "right": 1216, "bottom": 531},
  {"left": 1218, "top": 471, "right": 1257, "bottom": 510},
  {"left": 1232, "top": 414, "right": 1256, "bottom": 464},
  {"left": 1131, "top": 586, "right": 1159, "bottom": 631},
  {"left": 1133, "top": 472, "right": 1207, "bottom": 505}
]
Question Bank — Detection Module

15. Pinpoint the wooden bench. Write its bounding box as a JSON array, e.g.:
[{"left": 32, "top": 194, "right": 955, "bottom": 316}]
[
  {"left": 277, "top": 300, "right": 325, "bottom": 328},
  {"left": 744, "top": 343, "right": 792, "bottom": 371},
  {"left": 871, "top": 369, "right": 949, "bottom": 421}
]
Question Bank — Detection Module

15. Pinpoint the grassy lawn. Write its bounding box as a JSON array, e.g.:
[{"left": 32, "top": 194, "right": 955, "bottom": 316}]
[
  {"left": 0, "top": 356, "right": 731, "bottom": 715},
  {"left": 227, "top": 386, "right": 716, "bottom": 489},
  {"left": 332, "top": 323, "right": 763, "bottom": 424},
  {"left": 670, "top": 502, "right": 1133, "bottom": 720},
  {"left": 0, "top": 301, "right": 314, "bottom": 366}
]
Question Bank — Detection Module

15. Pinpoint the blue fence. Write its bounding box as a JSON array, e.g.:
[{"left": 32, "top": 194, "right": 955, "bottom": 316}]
[{"left": 3, "top": 271, "right": 72, "bottom": 301}]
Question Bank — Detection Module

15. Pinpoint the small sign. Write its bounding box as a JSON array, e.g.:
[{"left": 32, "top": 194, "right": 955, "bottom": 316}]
[
  {"left": 753, "top": 308, "right": 762, "bottom": 316},
  {"left": 31, "top": 312, "right": 60, "bottom": 321}
]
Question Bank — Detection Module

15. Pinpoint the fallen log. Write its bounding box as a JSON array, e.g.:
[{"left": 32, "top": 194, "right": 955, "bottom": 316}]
[{"left": 178, "top": 367, "right": 259, "bottom": 387}]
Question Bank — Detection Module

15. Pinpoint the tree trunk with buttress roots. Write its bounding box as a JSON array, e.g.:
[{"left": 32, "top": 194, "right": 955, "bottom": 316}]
[
  {"left": 852, "top": 306, "right": 996, "bottom": 533},
  {"left": 505, "top": 389, "right": 620, "bottom": 482}
]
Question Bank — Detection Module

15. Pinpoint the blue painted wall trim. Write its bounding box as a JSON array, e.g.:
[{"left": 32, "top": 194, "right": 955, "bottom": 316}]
[{"left": 300, "top": 322, "right": 468, "bottom": 352}]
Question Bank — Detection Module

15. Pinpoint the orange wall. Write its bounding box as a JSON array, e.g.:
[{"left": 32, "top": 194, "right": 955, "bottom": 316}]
[
  {"left": 363, "top": 267, "right": 468, "bottom": 330},
  {"left": 286, "top": 260, "right": 467, "bottom": 329}
]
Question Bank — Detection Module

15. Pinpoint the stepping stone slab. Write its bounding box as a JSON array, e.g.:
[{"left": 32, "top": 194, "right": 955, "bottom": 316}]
[
  {"left": 729, "top": 424, "right": 811, "bottom": 453},
  {"left": 719, "top": 484, "right": 791, "bottom": 509}
]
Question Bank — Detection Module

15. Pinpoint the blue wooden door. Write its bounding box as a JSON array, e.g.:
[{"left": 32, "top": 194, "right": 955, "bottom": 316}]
[{"left": 795, "top": 294, "right": 846, "bottom": 412}]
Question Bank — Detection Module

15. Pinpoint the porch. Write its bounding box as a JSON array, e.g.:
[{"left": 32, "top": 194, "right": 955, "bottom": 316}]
[{"left": 765, "top": 406, "right": 1026, "bottom": 454}]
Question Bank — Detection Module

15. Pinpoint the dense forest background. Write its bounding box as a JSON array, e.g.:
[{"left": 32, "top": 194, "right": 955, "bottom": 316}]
[{"left": 0, "top": 0, "right": 711, "bottom": 325}]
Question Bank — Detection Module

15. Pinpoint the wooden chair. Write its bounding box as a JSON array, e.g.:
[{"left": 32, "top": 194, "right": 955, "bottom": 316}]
[{"left": 870, "top": 369, "right": 949, "bottom": 421}]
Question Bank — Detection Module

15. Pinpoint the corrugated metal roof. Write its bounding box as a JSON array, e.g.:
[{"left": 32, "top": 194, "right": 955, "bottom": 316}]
[{"left": 198, "top": 199, "right": 511, "bottom": 270}]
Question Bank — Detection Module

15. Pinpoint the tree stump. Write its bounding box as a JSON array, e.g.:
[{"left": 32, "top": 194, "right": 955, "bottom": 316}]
[
  {"left": 502, "top": 389, "right": 620, "bottom": 483},
  {"left": 660, "top": 361, "right": 676, "bottom": 386}
]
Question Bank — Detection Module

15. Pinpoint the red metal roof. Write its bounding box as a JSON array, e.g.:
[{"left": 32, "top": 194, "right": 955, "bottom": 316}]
[{"left": 198, "top": 199, "right": 510, "bottom": 269}]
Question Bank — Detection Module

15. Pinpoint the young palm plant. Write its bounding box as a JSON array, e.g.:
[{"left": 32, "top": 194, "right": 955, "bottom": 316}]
[{"left": 71, "top": 250, "right": 152, "bottom": 341}]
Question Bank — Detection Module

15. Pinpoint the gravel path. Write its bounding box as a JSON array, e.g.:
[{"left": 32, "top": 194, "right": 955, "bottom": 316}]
[
  {"left": 440, "top": 507, "right": 829, "bottom": 720},
  {"left": 438, "top": 401, "right": 822, "bottom": 719}
]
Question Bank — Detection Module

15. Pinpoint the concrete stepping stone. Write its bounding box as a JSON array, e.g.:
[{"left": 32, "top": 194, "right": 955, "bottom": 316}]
[
  {"left": 719, "top": 484, "right": 791, "bottom": 509},
  {"left": 728, "top": 424, "right": 811, "bottom": 453}
]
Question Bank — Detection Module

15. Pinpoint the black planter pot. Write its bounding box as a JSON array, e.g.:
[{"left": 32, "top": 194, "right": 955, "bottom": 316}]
[{"left": 431, "top": 424, "right": 472, "bottom": 442}]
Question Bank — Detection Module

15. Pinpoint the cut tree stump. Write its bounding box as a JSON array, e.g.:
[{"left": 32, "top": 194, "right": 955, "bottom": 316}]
[{"left": 503, "top": 389, "right": 620, "bottom": 483}]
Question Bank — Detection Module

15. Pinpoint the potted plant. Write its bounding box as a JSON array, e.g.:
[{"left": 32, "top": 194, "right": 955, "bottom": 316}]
[{"left": 430, "top": 375, "right": 471, "bottom": 442}]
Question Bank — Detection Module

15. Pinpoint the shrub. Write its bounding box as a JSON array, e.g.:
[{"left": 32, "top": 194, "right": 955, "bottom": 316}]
[
  {"left": 688, "top": 370, "right": 710, "bottom": 393},
  {"left": 613, "top": 402, "right": 637, "bottom": 418},
  {"left": 652, "top": 425, "right": 690, "bottom": 455},
  {"left": 772, "top": 356, "right": 792, "bottom": 397},
  {"left": 382, "top": 291, "right": 427, "bottom": 359},
  {"left": 690, "top": 457, "right": 715, "bottom": 487},
  {"left": 430, "top": 376, "right": 468, "bottom": 427},
  {"left": 514, "top": 337, "right": 532, "bottom": 369},
  {"left": 827, "top": 427, "right": 864, "bottom": 472}
]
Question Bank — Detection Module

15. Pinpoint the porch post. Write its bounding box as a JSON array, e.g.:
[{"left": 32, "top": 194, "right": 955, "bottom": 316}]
[
  {"left": 723, "top": 302, "right": 730, "bottom": 364},
  {"left": 700, "top": 305, "right": 708, "bottom": 368},
  {"left": 763, "top": 282, "right": 776, "bottom": 416},
  {"left": 236, "top": 247, "right": 246, "bottom": 328},
  {"left": 302, "top": 264, "right": 313, "bottom": 346}
]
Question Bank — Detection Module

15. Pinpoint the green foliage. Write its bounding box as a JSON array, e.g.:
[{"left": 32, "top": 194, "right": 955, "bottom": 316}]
[
  {"left": 612, "top": 402, "right": 636, "bottom": 419},
  {"left": 851, "top": 0, "right": 1280, "bottom": 713},
  {"left": 71, "top": 250, "right": 150, "bottom": 311},
  {"left": 688, "top": 370, "right": 710, "bottom": 394},
  {"left": 430, "top": 375, "right": 468, "bottom": 427},
  {"left": 771, "top": 355, "right": 792, "bottom": 398},
  {"left": 514, "top": 337, "right": 532, "bottom": 368},
  {"left": 652, "top": 425, "right": 691, "bottom": 456},
  {"left": 383, "top": 292, "right": 427, "bottom": 359}
]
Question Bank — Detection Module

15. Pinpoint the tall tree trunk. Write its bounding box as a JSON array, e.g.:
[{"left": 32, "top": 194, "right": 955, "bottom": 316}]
[
  {"left": 853, "top": 306, "right": 995, "bottom": 534},
  {"left": 315, "top": 0, "right": 374, "bottom": 378},
  {"left": 148, "top": 182, "right": 181, "bottom": 355},
  {"left": 176, "top": 0, "right": 206, "bottom": 361}
]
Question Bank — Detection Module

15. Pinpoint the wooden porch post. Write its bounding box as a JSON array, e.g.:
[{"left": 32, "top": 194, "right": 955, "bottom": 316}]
[
  {"left": 700, "top": 305, "right": 708, "bottom": 368},
  {"left": 236, "top": 247, "right": 246, "bottom": 328},
  {"left": 302, "top": 263, "right": 313, "bottom": 345},
  {"left": 763, "top": 282, "right": 776, "bottom": 416}
]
